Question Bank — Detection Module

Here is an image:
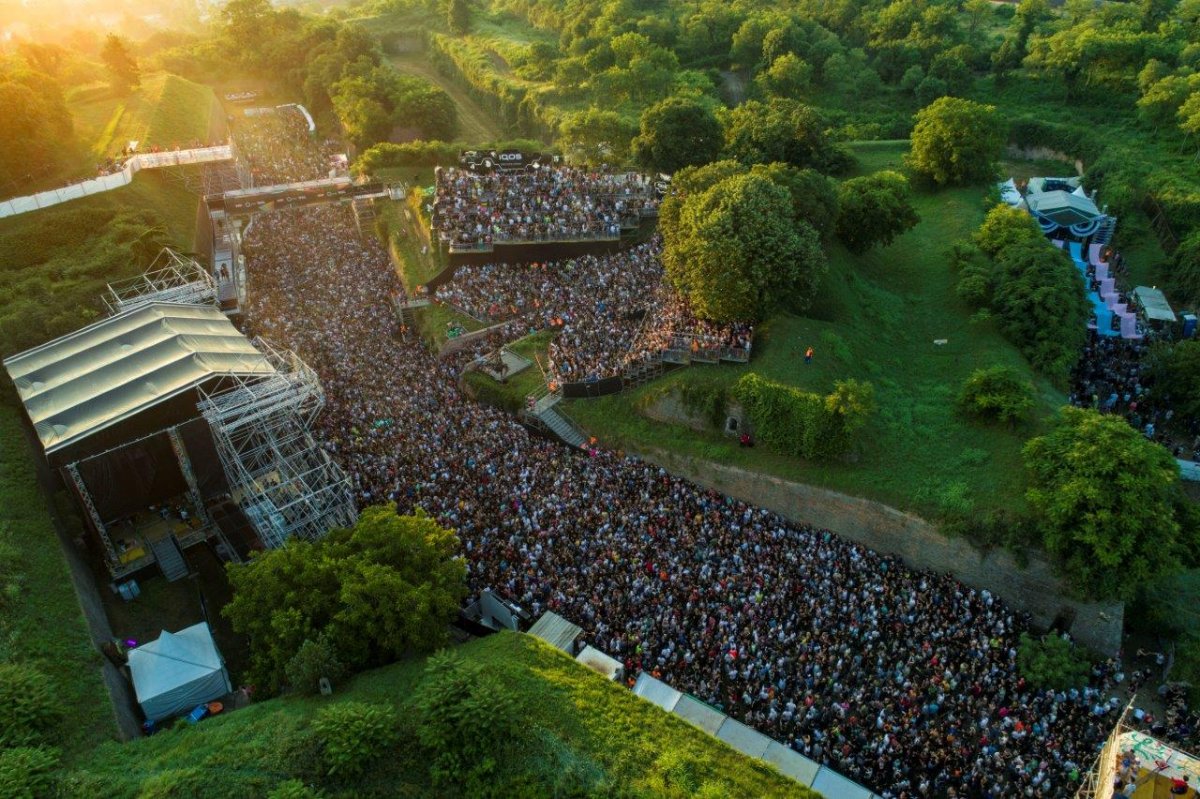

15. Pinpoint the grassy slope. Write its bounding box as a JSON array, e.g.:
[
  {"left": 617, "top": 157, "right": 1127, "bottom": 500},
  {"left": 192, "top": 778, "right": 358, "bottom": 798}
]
[
  {"left": 63, "top": 633, "right": 814, "bottom": 799},
  {"left": 568, "top": 141, "right": 1064, "bottom": 518},
  {"left": 389, "top": 51, "right": 508, "bottom": 144},
  {"left": 0, "top": 406, "right": 114, "bottom": 760},
  {"left": 67, "top": 72, "right": 221, "bottom": 162}
]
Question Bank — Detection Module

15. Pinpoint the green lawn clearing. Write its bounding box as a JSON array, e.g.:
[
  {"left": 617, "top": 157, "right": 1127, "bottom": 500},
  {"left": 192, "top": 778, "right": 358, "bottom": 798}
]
[
  {"left": 567, "top": 141, "right": 1065, "bottom": 520},
  {"left": 464, "top": 329, "right": 554, "bottom": 412},
  {"left": 68, "top": 73, "right": 221, "bottom": 162},
  {"left": 61, "top": 632, "right": 815, "bottom": 798}
]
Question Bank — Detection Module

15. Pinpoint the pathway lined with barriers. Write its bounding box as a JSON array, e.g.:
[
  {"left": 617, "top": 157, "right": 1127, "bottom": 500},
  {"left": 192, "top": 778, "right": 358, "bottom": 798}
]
[{"left": 0, "top": 145, "right": 234, "bottom": 219}]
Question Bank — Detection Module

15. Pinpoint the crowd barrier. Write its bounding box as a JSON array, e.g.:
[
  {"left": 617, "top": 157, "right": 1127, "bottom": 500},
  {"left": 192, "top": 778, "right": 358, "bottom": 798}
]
[{"left": 0, "top": 145, "right": 234, "bottom": 219}]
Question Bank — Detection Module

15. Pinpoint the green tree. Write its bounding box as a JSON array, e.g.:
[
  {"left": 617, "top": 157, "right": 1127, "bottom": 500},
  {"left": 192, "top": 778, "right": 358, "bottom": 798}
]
[
  {"left": 908, "top": 97, "right": 1002, "bottom": 186},
  {"left": 1148, "top": 340, "right": 1200, "bottom": 421},
  {"left": 413, "top": 649, "right": 521, "bottom": 788},
  {"left": 720, "top": 98, "right": 848, "bottom": 172},
  {"left": 0, "top": 747, "right": 58, "bottom": 799},
  {"left": 957, "top": 365, "right": 1036, "bottom": 424},
  {"left": 448, "top": 0, "right": 471, "bottom": 35},
  {"left": 223, "top": 506, "right": 466, "bottom": 693},
  {"left": 835, "top": 171, "right": 920, "bottom": 254},
  {"left": 974, "top": 204, "right": 1043, "bottom": 256},
  {"left": 1170, "top": 228, "right": 1200, "bottom": 306},
  {"left": 284, "top": 631, "right": 347, "bottom": 694},
  {"left": 100, "top": 34, "right": 140, "bottom": 93},
  {"left": 662, "top": 172, "right": 826, "bottom": 321},
  {"left": 754, "top": 53, "right": 812, "bottom": 98},
  {"left": 749, "top": 163, "right": 840, "bottom": 240},
  {"left": 1016, "top": 632, "right": 1092, "bottom": 690},
  {"left": 1024, "top": 407, "right": 1187, "bottom": 600},
  {"left": 558, "top": 107, "right": 636, "bottom": 166},
  {"left": 632, "top": 96, "right": 723, "bottom": 174}
]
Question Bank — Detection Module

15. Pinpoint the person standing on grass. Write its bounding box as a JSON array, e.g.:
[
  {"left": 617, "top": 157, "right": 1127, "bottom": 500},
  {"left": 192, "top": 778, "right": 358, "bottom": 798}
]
[{"left": 805, "top": 346, "right": 814, "bottom": 364}]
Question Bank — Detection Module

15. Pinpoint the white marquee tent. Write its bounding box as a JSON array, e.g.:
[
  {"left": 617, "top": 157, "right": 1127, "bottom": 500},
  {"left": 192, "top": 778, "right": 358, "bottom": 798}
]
[{"left": 129, "top": 623, "right": 231, "bottom": 721}]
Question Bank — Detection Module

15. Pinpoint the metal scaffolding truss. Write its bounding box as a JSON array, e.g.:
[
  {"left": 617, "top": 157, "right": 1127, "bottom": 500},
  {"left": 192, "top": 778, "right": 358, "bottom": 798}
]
[
  {"left": 104, "top": 249, "right": 217, "bottom": 314},
  {"left": 197, "top": 339, "right": 356, "bottom": 549}
]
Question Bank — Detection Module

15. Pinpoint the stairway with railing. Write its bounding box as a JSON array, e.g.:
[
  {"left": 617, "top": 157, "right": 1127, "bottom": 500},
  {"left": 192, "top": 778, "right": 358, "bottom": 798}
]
[{"left": 522, "top": 384, "right": 587, "bottom": 448}]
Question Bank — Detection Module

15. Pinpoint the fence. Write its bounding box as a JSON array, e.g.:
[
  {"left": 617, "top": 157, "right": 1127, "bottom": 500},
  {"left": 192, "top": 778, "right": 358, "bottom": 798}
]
[{"left": 0, "top": 145, "right": 234, "bottom": 219}]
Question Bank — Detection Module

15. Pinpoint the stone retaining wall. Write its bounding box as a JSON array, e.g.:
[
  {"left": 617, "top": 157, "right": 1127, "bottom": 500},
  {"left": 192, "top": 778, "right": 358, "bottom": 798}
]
[{"left": 620, "top": 437, "right": 1124, "bottom": 655}]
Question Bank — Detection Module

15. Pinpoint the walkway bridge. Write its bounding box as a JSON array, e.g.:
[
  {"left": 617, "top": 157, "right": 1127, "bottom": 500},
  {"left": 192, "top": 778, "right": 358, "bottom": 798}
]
[{"left": 0, "top": 145, "right": 237, "bottom": 218}]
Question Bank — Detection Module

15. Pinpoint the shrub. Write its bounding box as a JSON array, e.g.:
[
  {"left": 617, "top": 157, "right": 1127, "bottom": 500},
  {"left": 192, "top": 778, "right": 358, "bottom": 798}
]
[
  {"left": 310, "top": 701, "right": 401, "bottom": 779},
  {"left": 285, "top": 632, "right": 346, "bottom": 695},
  {"left": 733, "top": 373, "right": 875, "bottom": 459},
  {"left": 267, "top": 779, "right": 323, "bottom": 799},
  {"left": 0, "top": 664, "right": 60, "bottom": 749},
  {"left": 136, "top": 767, "right": 209, "bottom": 799},
  {"left": 0, "top": 747, "right": 58, "bottom": 799},
  {"left": 957, "top": 366, "right": 1035, "bottom": 424},
  {"left": 412, "top": 650, "right": 521, "bottom": 787},
  {"left": 1016, "top": 633, "right": 1091, "bottom": 690}
]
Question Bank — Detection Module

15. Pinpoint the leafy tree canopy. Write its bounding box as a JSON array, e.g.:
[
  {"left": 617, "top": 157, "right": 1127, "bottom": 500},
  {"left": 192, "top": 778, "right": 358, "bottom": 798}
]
[
  {"left": 908, "top": 96, "right": 1003, "bottom": 186},
  {"left": 223, "top": 506, "right": 466, "bottom": 693},
  {"left": 719, "top": 98, "right": 848, "bottom": 172},
  {"left": 661, "top": 171, "right": 826, "bottom": 321},
  {"left": 631, "top": 95, "right": 724, "bottom": 174},
  {"left": 835, "top": 170, "right": 920, "bottom": 254},
  {"left": 1023, "top": 407, "right": 1187, "bottom": 600}
]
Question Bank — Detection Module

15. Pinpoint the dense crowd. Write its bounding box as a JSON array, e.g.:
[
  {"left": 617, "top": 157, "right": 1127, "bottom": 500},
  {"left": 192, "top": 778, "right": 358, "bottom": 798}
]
[
  {"left": 1069, "top": 320, "right": 1200, "bottom": 464},
  {"left": 232, "top": 110, "right": 335, "bottom": 185},
  {"left": 435, "top": 242, "right": 750, "bottom": 383},
  {"left": 431, "top": 166, "right": 658, "bottom": 248},
  {"left": 242, "top": 203, "right": 1123, "bottom": 798}
]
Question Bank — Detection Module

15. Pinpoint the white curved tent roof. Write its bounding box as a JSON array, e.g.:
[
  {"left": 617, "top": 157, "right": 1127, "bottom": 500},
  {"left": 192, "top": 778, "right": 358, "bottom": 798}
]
[{"left": 3, "top": 302, "right": 273, "bottom": 456}]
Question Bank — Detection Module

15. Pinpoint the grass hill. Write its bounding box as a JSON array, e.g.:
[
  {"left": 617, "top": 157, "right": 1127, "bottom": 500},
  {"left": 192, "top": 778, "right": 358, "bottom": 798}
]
[
  {"left": 68, "top": 72, "right": 224, "bottom": 163},
  {"left": 0, "top": 406, "right": 115, "bottom": 762},
  {"left": 564, "top": 141, "right": 1065, "bottom": 523},
  {"left": 60, "top": 632, "right": 815, "bottom": 799},
  {"left": 0, "top": 171, "right": 202, "bottom": 362}
]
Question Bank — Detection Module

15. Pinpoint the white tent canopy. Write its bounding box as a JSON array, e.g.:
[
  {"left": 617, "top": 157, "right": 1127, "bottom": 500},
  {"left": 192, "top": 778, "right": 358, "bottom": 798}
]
[{"left": 129, "top": 623, "right": 231, "bottom": 721}]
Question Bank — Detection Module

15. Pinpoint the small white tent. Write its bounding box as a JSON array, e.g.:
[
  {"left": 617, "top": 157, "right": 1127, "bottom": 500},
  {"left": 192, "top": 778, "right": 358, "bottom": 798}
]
[{"left": 129, "top": 623, "right": 231, "bottom": 722}]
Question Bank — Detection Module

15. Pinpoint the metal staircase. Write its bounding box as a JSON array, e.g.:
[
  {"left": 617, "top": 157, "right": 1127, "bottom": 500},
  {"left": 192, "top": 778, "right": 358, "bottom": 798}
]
[
  {"left": 1093, "top": 215, "right": 1118, "bottom": 246},
  {"left": 149, "top": 534, "right": 189, "bottom": 582},
  {"left": 523, "top": 385, "right": 587, "bottom": 448},
  {"left": 395, "top": 296, "right": 431, "bottom": 332}
]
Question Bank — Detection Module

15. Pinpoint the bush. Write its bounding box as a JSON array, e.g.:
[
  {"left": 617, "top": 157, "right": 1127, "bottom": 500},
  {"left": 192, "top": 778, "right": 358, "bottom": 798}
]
[
  {"left": 136, "top": 767, "right": 209, "bottom": 799},
  {"left": 957, "top": 366, "right": 1035, "bottom": 424},
  {"left": 0, "top": 747, "right": 58, "bottom": 799},
  {"left": 733, "top": 373, "right": 875, "bottom": 459},
  {"left": 0, "top": 663, "right": 60, "bottom": 749},
  {"left": 1016, "top": 632, "right": 1091, "bottom": 690},
  {"left": 267, "top": 779, "right": 323, "bottom": 799},
  {"left": 412, "top": 650, "right": 521, "bottom": 787},
  {"left": 310, "top": 701, "right": 401, "bottom": 779},
  {"left": 285, "top": 632, "right": 346, "bottom": 695}
]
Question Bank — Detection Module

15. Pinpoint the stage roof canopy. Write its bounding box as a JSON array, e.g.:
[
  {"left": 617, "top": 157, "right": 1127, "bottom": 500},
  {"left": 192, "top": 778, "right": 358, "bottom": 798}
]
[
  {"left": 1026, "top": 189, "right": 1101, "bottom": 227},
  {"left": 3, "top": 302, "right": 273, "bottom": 457}
]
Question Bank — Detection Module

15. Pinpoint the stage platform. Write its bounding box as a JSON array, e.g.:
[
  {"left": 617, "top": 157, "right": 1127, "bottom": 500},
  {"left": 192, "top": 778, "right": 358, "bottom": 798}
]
[{"left": 477, "top": 350, "right": 533, "bottom": 382}]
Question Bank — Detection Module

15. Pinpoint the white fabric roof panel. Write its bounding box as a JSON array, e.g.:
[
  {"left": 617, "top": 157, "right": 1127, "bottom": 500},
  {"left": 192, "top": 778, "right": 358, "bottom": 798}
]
[
  {"left": 528, "top": 611, "right": 584, "bottom": 652},
  {"left": 129, "top": 623, "right": 232, "bottom": 722},
  {"left": 762, "top": 741, "right": 822, "bottom": 784},
  {"left": 632, "top": 673, "right": 681, "bottom": 712},
  {"left": 716, "top": 717, "right": 772, "bottom": 760},
  {"left": 812, "top": 767, "right": 877, "bottom": 799},
  {"left": 672, "top": 694, "right": 726, "bottom": 735},
  {"left": 1133, "top": 286, "right": 1177, "bottom": 323},
  {"left": 3, "top": 303, "right": 273, "bottom": 456}
]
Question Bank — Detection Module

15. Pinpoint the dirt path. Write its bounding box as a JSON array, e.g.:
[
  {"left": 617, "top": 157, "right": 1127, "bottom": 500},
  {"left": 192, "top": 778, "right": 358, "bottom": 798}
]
[
  {"left": 719, "top": 70, "right": 748, "bottom": 106},
  {"left": 389, "top": 53, "right": 507, "bottom": 145}
]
